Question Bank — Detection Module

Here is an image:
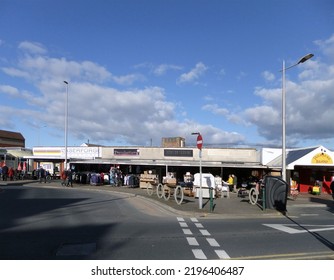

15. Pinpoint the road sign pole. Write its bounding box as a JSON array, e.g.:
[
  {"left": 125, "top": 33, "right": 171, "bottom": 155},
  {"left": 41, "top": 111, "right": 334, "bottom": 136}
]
[
  {"left": 196, "top": 134, "right": 203, "bottom": 209},
  {"left": 199, "top": 148, "right": 202, "bottom": 209},
  {"left": 192, "top": 132, "right": 203, "bottom": 210}
]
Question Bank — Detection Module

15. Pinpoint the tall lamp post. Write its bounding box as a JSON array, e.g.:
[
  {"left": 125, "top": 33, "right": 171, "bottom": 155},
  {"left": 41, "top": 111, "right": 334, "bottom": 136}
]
[
  {"left": 281, "top": 53, "right": 314, "bottom": 182},
  {"left": 63, "top": 81, "right": 69, "bottom": 170},
  {"left": 192, "top": 132, "right": 203, "bottom": 209}
]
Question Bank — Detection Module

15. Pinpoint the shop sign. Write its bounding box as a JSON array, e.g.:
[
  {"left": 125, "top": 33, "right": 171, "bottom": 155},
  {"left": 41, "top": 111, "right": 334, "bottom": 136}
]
[
  {"left": 114, "top": 149, "right": 139, "bottom": 156},
  {"left": 164, "top": 149, "right": 193, "bottom": 157},
  {"left": 65, "top": 147, "right": 100, "bottom": 158},
  {"left": 311, "top": 153, "right": 333, "bottom": 164},
  {"left": 34, "top": 148, "right": 61, "bottom": 156}
]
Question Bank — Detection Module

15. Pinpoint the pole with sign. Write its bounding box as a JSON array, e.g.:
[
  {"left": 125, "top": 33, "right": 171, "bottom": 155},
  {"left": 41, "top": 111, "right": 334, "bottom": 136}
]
[{"left": 194, "top": 133, "right": 203, "bottom": 209}]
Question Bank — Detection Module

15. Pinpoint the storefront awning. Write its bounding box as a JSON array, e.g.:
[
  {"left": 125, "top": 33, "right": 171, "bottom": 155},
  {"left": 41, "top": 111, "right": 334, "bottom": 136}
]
[{"left": 6, "top": 149, "right": 33, "bottom": 158}]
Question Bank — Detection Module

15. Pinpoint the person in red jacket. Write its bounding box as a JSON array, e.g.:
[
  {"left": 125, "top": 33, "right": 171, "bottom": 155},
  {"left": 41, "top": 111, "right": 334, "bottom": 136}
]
[
  {"left": 8, "top": 167, "right": 14, "bottom": 181},
  {"left": 61, "top": 170, "right": 67, "bottom": 186}
]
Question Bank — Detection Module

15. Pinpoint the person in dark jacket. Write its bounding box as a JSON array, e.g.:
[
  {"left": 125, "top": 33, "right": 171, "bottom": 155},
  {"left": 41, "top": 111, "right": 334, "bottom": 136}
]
[
  {"left": 330, "top": 180, "right": 334, "bottom": 200},
  {"left": 67, "top": 169, "right": 73, "bottom": 187},
  {"left": 39, "top": 166, "right": 46, "bottom": 183},
  {"left": 2, "top": 164, "right": 8, "bottom": 181}
]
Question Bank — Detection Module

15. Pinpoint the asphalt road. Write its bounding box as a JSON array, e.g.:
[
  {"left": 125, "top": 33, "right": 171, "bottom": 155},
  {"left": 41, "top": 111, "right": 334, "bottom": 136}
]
[{"left": 0, "top": 184, "right": 333, "bottom": 260}]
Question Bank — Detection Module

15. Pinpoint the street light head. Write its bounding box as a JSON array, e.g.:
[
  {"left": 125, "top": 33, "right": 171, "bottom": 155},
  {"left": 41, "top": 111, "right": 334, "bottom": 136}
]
[
  {"left": 64, "top": 80, "right": 68, "bottom": 84},
  {"left": 191, "top": 132, "right": 200, "bottom": 135},
  {"left": 298, "top": 53, "right": 314, "bottom": 64}
]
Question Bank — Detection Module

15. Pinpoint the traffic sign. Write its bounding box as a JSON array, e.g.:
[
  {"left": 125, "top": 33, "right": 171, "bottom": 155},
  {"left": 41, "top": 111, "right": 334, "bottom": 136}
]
[{"left": 196, "top": 134, "right": 203, "bottom": 150}]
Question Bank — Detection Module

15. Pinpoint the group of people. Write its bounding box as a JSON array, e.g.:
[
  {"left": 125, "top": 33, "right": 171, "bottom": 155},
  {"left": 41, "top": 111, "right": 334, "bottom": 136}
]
[
  {"left": 60, "top": 169, "right": 73, "bottom": 187},
  {"left": 0, "top": 163, "right": 20, "bottom": 181}
]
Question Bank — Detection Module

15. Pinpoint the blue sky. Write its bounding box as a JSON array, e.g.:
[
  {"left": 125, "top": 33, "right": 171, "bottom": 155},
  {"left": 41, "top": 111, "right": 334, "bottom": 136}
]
[{"left": 1, "top": 0, "right": 334, "bottom": 150}]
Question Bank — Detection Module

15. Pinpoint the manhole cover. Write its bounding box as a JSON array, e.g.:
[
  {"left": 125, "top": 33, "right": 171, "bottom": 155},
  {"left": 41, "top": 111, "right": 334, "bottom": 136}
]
[{"left": 56, "top": 242, "right": 96, "bottom": 256}]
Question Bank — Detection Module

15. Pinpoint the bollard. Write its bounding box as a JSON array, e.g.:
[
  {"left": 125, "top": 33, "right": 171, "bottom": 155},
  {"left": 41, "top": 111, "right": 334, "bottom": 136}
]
[{"left": 209, "top": 187, "right": 214, "bottom": 212}]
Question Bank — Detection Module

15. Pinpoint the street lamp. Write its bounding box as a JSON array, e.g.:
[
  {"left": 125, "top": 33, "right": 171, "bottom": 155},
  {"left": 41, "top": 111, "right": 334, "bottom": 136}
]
[
  {"left": 63, "top": 81, "right": 69, "bottom": 170},
  {"left": 281, "top": 53, "right": 314, "bottom": 182},
  {"left": 191, "top": 132, "right": 203, "bottom": 209}
]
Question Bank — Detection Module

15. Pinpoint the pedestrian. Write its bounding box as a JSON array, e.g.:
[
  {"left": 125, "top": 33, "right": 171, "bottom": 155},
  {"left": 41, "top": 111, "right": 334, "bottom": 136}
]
[
  {"left": 2, "top": 163, "right": 8, "bottom": 181},
  {"left": 330, "top": 180, "right": 334, "bottom": 201},
  {"left": 8, "top": 167, "right": 14, "bottom": 181},
  {"left": 39, "top": 166, "right": 46, "bottom": 183},
  {"left": 67, "top": 169, "right": 73, "bottom": 187},
  {"left": 227, "top": 174, "right": 233, "bottom": 192},
  {"left": 61, "top": 169, "right": 67, "bottom": 186},
  {"left": 232, "top": 174, "right": 238, "bottom": 193},
  {"left": 124, "top": 174, "right": 129, "bottom": 186}
]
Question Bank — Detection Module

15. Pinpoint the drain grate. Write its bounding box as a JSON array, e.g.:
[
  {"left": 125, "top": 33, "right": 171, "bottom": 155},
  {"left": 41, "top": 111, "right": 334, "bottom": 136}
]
[{"left": 56, "top": 242, "right": 96, "bottom": 256}]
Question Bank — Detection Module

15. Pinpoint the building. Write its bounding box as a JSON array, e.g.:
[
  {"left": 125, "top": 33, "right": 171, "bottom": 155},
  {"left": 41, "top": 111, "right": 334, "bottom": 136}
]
[
  {"left": 0, "top": 129, "right": 25, "bottom": 147},
  {"left": 3, "top": 129, "right": 332, "bottom": 194},
  {"left": 24, "top": 144, "right": 334, "bottom": 194},
  {"left": 263, "top": 146, "right": 334, "bottom": 194},
  {"left": 161, "top": 137, "right": 185, "bottom": 148}
]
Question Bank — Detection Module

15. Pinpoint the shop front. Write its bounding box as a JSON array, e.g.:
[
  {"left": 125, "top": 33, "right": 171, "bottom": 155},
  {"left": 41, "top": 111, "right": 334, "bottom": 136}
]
[{"left": 287, "top": 146, "right": 334, "bottom": 194}]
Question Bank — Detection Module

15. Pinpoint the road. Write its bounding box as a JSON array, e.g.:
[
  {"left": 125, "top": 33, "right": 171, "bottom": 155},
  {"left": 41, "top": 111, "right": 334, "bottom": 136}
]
[{"left": 0, "top": 185, "right": 333, "bottom": 260}]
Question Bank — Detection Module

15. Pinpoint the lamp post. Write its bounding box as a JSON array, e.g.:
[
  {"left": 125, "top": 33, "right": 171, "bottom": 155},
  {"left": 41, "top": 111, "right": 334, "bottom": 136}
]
[
  {"left": 63, "top": 81, "right": 69, "bottom": 170},
  {"left": 281, "top": 53, "right": 314, "bottom": 182},
  {"left": 192, "top": 132, "right": 203, "bottom": 209}
]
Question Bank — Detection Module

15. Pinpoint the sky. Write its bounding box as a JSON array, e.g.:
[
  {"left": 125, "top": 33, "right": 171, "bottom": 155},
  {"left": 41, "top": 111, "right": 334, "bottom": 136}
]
[{"left": 0, "top": 0, "right": 334, "bottom": 150}]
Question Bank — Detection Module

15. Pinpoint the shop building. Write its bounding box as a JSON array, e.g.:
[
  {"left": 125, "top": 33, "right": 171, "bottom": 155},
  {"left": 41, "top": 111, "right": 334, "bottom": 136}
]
[
  {"left": 262, "top": 146, "right": 334, "bottom": 194},
  {"left": 2, "top": 128, "right": 332, "bottom": 194},
  {"left": 28, "top": 144, "right": 265, "bottom": 183},
  {"left": 26, "top": 144, "right": 334, "bottom": 194}
]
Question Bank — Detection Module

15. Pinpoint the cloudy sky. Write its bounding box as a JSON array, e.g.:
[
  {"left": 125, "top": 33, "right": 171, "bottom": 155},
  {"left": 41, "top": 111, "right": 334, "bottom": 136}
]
[{"left": 0, "top": 0, "right": 334, "bottom": 149}]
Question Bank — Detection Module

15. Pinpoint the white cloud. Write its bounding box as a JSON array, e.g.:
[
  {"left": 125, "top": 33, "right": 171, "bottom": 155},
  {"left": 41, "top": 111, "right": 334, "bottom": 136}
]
[
  {"left": 0, "top": 85, "right": 20, "bottom": 97},
  {"left": 261, "top": 70, "right": 275, "bottom": 82},
  {"left": 112, "top": 73, "right": 145, "bottom": 85},
  {"left": 314, "top": 34, "right": 334, "bottom": 62},
  {"left": 202, "top": 104, "right": 229, "bottom": 116},
  {"left": 177, "top": 62, "right": 208, "bottom": 84},
  {"left": 0, "top": 41, "right": 245, "bottom": 147},
  {"left": 2, "top": 42, "right": 151, "bottom": 87},
  {"left": 17, "top": 55, "right": 112, "bottom": 83},
  {"left": 153, "top": 64, "right": 182, "bottom": 76},
  {"left": 242, "top": 34, "right": 334, "bottom": 146},
  {"left": 18, "top": 41, "right": 47, "bottom": 54}
]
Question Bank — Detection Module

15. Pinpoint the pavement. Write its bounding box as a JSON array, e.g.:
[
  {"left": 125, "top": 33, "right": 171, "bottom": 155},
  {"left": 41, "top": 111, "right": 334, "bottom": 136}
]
[{"left": 1, "top": 179, "right": 333, "bottom": 218}]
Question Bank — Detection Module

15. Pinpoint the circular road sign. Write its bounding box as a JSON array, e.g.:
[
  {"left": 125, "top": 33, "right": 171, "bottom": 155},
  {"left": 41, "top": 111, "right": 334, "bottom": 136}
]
[{"left": 196, "top": 134, "right": 203, "bottom": 150}]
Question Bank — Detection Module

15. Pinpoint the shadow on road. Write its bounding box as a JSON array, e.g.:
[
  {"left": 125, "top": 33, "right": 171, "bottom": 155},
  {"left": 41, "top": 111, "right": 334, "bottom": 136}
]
[{"left": 283, "top": 214, "right": 334, "bottom": 251}]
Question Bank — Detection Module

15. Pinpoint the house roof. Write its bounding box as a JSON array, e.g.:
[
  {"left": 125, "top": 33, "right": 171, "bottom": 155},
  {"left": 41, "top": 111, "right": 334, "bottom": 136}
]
[
  {"left": 286, "top": 147, "right": 318, "bottom": 165},
  {"left": 266, "top": 146, "right": 333, "bottom": 169},
  {"left": 80, "top": 143, "right": 104, "bottom": 147},
  {"left": 0, "top": 129, "right": 25, "bottom": 141},
  {"left": 0, "top": 129, "right": 25, "bottom": 148}
]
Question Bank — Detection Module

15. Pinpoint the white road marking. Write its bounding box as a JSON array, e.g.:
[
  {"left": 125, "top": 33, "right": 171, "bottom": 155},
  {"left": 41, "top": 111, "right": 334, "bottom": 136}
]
[
  {"left": 300, "top": 214, "right": 319, "bottom": 216},
  {"left": 206, "top": 238, "right": 220, "bottom": 247},
  {"left": 199, "top": 229, "right": 211, "bottom": 236},
  {"left": 187, "top": 237, "right": 199, "bottom": 246},
  {"left": 192, "top": 249, "right": 207, "bottom": 259},
  {"left": 263, "top": 224, "right": 334, "bottom": 234},
  {"left": 182, "top": 228, "right": 193, "bottom": 235},
  {"left": 178, "top": 217, "right": 231, "bottom": 260},
  {"left": 215, "top": 250, "right": 231, "bottom": 259}
]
